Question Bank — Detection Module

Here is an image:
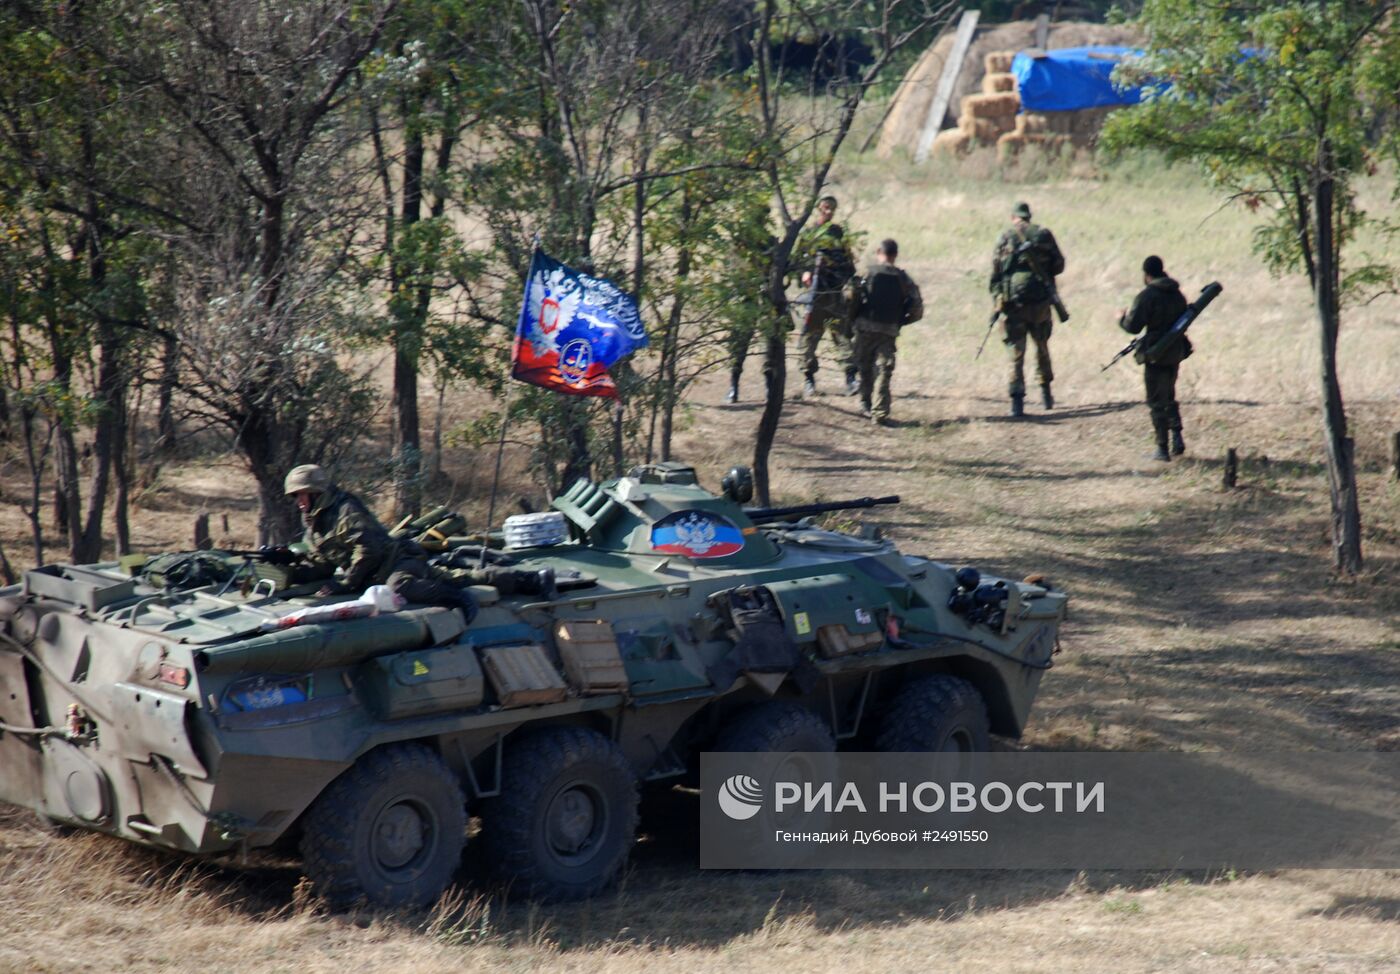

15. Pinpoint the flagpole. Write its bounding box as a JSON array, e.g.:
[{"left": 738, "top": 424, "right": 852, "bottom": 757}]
[
  {"left": 480, "top": 234, "right": 541, "bottom": 569},
  {"left": 479, "top": 378, "right": 514, "bottom": 569}
]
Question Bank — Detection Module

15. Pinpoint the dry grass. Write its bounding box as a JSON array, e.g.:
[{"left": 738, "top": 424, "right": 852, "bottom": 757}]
[{"left": 4, "top": 153, "right": 1400, "bottom": 971}]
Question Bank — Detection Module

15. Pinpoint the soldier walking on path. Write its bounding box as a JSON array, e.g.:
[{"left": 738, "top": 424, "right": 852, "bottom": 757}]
[
  {"left": 1118, "top": 255, "right": 1191, "bottom": 462},
  {"left": 989, "top": 201, "right": 1065, "bottom": 418},
  {"left": 851, "top": 239, "right": 923, "bottom": 426},
  {"left": 796, "top": 195, "right": 859, "bottom": 398}
]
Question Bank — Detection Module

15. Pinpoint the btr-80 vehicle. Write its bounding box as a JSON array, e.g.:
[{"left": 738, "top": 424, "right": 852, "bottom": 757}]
[{"left": 0, "top": 463, "right": 1066, "bottom": 908}]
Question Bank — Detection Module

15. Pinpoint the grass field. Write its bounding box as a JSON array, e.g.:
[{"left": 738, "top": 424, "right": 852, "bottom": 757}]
[{"left": 2, "top": 143, "right": 1398, "bottom": 973}]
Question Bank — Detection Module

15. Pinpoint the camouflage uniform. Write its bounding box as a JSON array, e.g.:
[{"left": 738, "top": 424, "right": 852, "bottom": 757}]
[
  {"left": 302, "top": 487, "right": 475, "bottom": 616},
  {"left": 796, "top": 221, "right": 856, "bottom": 390},
  {"left": 1119, "top": 275, "right": 1190, "bottom": 456},
  {"left": 989, "top": 218, "right": 1064, "bottom": 412},
  {"left": 852, "top": 262, "right": 922, "bottom": 424}
]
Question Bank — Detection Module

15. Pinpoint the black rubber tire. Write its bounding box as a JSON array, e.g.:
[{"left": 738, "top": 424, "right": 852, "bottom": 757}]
[
  {"left": 479, "top": 726, "right": 638, "bottom": 902},
  {"left": 300, "top": 743, "right": 466, "bottom": 909},
  {"left": 714, "top": 701, "right": 835, "bottom": 753},
  {"left": 876, "top": 675, "right": 990, "bottom": 752}
]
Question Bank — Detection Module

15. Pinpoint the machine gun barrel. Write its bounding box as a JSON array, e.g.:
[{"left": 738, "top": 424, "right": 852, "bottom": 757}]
[
  {"left": 222, "top": 545, "right": 306, "bottom": 565},
  {"left": 744, "top": 495, "right": 900, "bottom": 523}
]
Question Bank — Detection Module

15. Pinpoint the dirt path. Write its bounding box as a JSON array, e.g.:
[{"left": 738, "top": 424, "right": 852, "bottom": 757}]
[
  {"left": 4, "top": 167, "right": 1399, "bottom": 972},
  {"left": 680, "top": 363, "right": 1400, "bottom": 754}
]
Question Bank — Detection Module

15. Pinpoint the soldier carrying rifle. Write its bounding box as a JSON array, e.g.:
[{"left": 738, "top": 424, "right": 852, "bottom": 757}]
[
  {"left": 988, "top": 201, "right": 1068, "bottom": 418},
  {"left": 1116, "top": 256, "right": 1194, "bottom": 462}
]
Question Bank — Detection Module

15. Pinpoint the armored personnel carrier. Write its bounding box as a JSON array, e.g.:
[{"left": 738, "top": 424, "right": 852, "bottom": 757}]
[{"left": 0, "top": 463, "right": 1065, "bottom": 908}]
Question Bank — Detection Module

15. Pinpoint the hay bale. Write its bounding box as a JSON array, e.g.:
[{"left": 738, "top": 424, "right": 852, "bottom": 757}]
[
  {"left": 960, "top": 117, "right": 1001, "bottom": 144},
  {"left": 962, "top": 92, "right": 1020, "bottom": 119},
  {"left": 984, "top": 51, "right": 1015, "bottom": 74},
  {"left": 1015, "top": 112, "right": 1049, "bottom": 135},
  {"left": 877, "top": 21, "right": 1142, "bottom": 161},
  {"left": 931, "top": 128, "right": 973, "bottom": 157},
  {"left": 996, "top": 132, "right": 1024, "bottom": 161},
  {"left": 982, "top": 72, "right": 1017, "bottom": 94}
]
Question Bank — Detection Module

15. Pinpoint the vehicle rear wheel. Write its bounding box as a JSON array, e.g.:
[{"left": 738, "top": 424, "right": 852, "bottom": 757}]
[
  {"left": 714, "top": 700, "right": 835, "bottom": 753},
  {"left": 479, "top": 726, "right": 638, "bottom": 902},
  {"left": 876, "top": 675, "right": 990, "bottom": 752},
  {"left": 300, "top": 743, "right": 465, "bottom": 909}
]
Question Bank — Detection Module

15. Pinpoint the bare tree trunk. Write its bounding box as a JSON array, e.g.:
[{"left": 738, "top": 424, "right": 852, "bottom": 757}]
[
  {"left": 559, "top": 399, "right": 593, "bottom": 489},
  {"left": 20, "top": 411, "right": 48, "bottom": 567},
  {"left": 1313, "top": 157, "right": 1362, "bottom": 572},
  {"left": 53, "top": 423, "right": 81, "bottom": 546},
  {"left": 76, "top": 320, "right": 122, "bottom": 563},
  {"left": 113, "top": 397, "right": 131, "bottom": 556},
  {"left": 392, "top": 113, "right": 425, "bottom": 519},
  {"left": 156, "top": 331, "right": 179, "bottom": 453},
  {"left": 753, "top": 322, "right": 787, "bottom": 508},
  {"left": 659, "top": 183, "right": 692, "bottom": 462}
]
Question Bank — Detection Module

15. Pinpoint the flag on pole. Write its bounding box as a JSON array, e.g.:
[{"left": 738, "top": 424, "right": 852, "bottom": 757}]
[{"left": 511, "top": 249, "right": 648, "bottom": 399}]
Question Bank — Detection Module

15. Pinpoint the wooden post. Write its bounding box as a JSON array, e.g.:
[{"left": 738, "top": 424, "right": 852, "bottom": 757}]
[
  {"left": 1390, "top": 431, "right": 1400, "bottom": 480},
  {"left": 1034, "top": 12, "right": 1050, "bottom": 50},
  {"left": 1223, "top": 448, "right": 1238, "bottom": 489},
  {"left": 914, "top": 9, "right": 981, "bottom": 164},
  {"left": 193, "top": 513, "right": 211, "bottom": 550}
]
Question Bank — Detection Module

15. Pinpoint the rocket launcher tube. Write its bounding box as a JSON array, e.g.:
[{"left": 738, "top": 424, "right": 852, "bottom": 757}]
[{"left": 192, "top": 612, "right": 436, "bottom": 675}]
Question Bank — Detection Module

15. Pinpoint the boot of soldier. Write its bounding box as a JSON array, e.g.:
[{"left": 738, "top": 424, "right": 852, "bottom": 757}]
[
  {"left": 1041, "top": 383, "right": 1054, "bottom": 410},
  {"left": 803, "top": 376, "right": 817, "bottom": 398},
  {"left": 845, "top": 369, "right": 860, "bottom": 397},
  {"left": 1171, "top": 429, "right": 1186, "bottom": 456},
  {"left": 1010, "top": 394, "right": 1025, "bottom": 418},
  {"left": 725, "top": 382, "right": 738, "bottom": 404},
  {"left": 1152, "top": 430, "right": 1170, "bottom": 462}
]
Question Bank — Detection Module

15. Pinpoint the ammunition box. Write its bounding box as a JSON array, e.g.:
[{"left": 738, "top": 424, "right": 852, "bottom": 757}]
[
  {"left": 481, "top": 644, "right": 569, "bottom": 707},
  {"left": 357, "top": 643, "right": 485, "bottom": 720},
  {"left": 554, "top": 620, "right": 629, "bottom": 695},
  {"left": 815, "top": 624, "right": 885, "bottom": 658}
]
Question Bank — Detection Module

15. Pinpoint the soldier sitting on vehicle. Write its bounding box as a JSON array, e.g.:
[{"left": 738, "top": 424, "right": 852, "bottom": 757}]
[
  {"left": 280, "top": 464, "right": 479, "bottom": 616},
  {"left": 279, "top": 465, "right": 557, "bottom": 610}
]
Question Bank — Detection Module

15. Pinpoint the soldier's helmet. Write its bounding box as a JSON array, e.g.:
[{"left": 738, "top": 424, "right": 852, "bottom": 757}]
[
  {"left": 720, "top": 465, "right": 754, "bottom": 505},
  {"left": 284, "top": 464, "right": 331, "bottom": 496},
  {"left": 1012, "top": 201, "right": 1032, "bottom": 219}
]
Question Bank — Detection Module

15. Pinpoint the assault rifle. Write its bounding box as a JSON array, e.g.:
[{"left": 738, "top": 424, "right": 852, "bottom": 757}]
[
  {"left": 223, "top": 545, "right": 306, "bottom": 566},
  {"left": 1102, "top": 281, "right": 1223, "bottom": 372},
  {"left": 975, "top": 305, "right": 1005, "bottom": 359},
  {"left": 744, "top": 494, "right": 900, "bottom": 524},
  {"left": 1015, "top": 239, "right": 1071, "bottom": 324}
]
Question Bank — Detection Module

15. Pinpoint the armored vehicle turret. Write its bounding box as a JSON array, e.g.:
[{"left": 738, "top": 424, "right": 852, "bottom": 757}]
[{"left": 0, "top": 462, "right": 1066, "bottom": 908}]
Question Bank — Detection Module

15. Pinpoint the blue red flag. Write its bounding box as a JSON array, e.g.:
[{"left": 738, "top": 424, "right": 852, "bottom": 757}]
[{"left": 512, "top": 249, "right": 648, "bottom": 399}]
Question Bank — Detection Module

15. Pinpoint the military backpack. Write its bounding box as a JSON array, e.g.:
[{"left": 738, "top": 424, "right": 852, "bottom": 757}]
[{"left": 848, "top": 266, "right": 923, "bottom": 327}]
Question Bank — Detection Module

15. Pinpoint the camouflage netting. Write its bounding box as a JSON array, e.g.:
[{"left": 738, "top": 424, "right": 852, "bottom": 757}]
[{"left": 875, "top": 20, "right": 1140, "bottom": 160}]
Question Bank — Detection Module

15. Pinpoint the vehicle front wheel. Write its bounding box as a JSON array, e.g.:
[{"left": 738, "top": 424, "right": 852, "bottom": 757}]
[
  {"left": 876, "top": 674, "right": 990, "bottom": 752},
  {"left": 479, "top": 726, "right": 638, "bottom": 902},
  {"left": 300, "top": 743, "right": 466, "bottom": 909}
]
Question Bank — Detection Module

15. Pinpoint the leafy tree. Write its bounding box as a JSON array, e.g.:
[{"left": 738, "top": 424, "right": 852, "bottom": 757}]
[
  {"left": 0, "top": 5, "right": 159, "bottom": 561},
  {"left": 451, "top": 0, "right": 747, "bottom": 491},
  {"left": 364, "top": 0, "right": 494, "bottom": 518},
  {"left": 97, "top": 0, "right": 400, "bottom": 542},
  {"left": 1103, "top": 0, "right": 1400, "bottom": 573},
  {"left": 742, "top": 0, "right": 957, "bottom": 506}
]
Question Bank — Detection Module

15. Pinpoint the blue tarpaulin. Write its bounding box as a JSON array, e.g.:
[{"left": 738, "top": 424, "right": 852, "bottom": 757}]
[{"left": 1012, "top": 46, "right": 1147, "bottom": 112}]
